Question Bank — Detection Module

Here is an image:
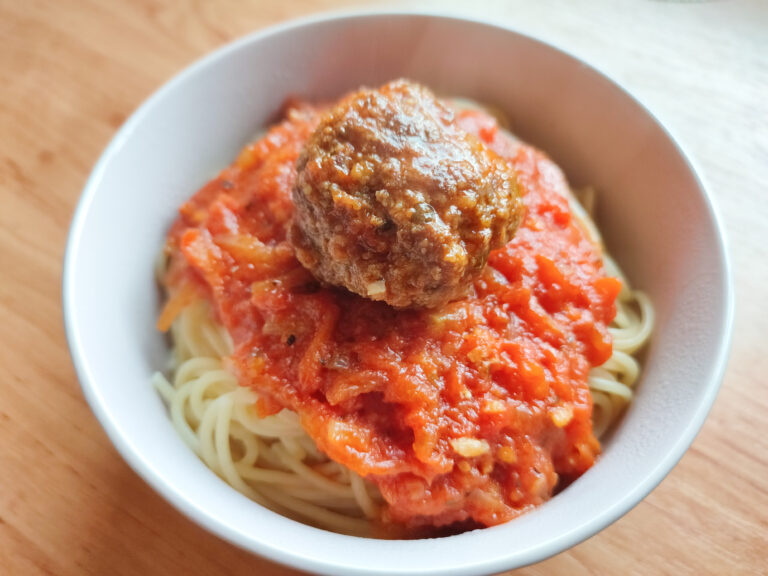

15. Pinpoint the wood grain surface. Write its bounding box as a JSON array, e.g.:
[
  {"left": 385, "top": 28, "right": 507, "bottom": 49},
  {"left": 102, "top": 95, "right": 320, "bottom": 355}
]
[{"left": 1, "top": 0, "right": 766, "bottom": 574}]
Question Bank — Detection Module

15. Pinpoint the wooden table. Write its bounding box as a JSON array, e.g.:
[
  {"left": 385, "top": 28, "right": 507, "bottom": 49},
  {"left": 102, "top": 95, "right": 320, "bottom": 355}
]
[{"left": 2, "top": 1, "right": 766, "bottom": 574}]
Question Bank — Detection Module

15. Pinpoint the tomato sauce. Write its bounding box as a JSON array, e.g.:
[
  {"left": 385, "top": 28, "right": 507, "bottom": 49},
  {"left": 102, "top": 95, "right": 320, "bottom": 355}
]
[{"left": 162, "top": 101, "right": 620, "bottom": 531}]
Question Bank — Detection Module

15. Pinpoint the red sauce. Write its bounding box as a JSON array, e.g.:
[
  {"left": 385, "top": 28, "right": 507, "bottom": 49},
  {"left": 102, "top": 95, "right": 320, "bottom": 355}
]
[{"left": 162, "top": 101, "right": 621, "bottom": 531}]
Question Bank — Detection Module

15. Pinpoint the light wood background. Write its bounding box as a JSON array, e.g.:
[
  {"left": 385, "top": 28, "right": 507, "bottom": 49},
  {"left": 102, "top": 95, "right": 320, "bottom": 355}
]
[{"left": 1, "top": 0, "right": 766, "bottom": 574}]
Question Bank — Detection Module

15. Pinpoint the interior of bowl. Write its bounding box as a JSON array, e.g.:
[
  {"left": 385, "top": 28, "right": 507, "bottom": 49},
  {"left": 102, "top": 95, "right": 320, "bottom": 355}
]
[{"left": 64, "top": 12, "right": 732, "bottom": 576}]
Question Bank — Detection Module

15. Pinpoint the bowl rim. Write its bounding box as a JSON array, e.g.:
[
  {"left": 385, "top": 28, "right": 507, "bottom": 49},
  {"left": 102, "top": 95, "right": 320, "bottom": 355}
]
[{"left": 62, "top": 8, "right": 734, "bottom": 576}]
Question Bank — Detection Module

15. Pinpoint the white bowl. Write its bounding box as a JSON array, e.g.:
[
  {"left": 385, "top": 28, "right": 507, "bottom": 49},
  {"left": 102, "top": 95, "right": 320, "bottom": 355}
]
[{"left": 63, "top": 11, "right": 733, "bottom": 576}]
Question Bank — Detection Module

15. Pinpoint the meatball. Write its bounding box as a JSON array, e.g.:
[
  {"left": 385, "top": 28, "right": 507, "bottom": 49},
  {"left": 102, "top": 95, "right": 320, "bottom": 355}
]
[{"left": 290, "top": 80, "right": 523, "bottom": 308}]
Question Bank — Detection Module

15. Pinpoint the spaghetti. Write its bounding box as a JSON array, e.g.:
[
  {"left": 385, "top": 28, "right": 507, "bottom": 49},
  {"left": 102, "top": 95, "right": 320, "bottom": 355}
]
[{"left": 153, "top": 89, "right": 653, "bottom": 536}]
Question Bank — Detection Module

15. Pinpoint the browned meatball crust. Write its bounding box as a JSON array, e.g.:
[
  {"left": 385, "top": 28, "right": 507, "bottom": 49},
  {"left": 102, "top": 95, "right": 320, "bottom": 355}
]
[{"left": 290, "top": 79, "right": 523, "bottom": 308}]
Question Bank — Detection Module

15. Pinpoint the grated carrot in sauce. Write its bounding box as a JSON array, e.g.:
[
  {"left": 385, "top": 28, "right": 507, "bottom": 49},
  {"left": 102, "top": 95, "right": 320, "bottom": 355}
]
[{"left": 161, "top": 101, "right": 619, "bottom": 531}]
